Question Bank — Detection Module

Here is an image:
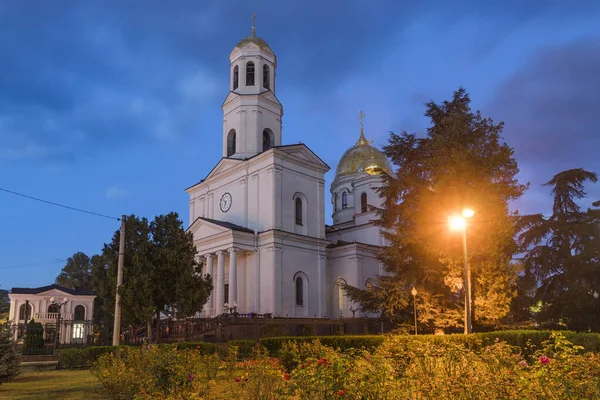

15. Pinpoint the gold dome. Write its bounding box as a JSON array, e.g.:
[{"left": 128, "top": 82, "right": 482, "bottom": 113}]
[{"left": 335, "top": 132, "right": 392, "bottom": 178}]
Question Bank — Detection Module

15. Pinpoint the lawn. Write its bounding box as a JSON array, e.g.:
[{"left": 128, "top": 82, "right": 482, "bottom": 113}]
[{"left": 0, "top": 370, "right": 107, "bottom": 400}]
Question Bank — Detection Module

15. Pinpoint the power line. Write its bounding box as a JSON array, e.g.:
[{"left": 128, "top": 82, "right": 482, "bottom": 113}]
[
  {"left": 0, "top": 259, "right": 68, "bottom": 271},
  {"left": 0, "top": 187, "right": 120, "bottom": 221}
]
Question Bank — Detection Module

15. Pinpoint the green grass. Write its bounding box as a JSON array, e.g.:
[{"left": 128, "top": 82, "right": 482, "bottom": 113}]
[{"left": 0, "top": 370, "right": 107, "bottom": 400}]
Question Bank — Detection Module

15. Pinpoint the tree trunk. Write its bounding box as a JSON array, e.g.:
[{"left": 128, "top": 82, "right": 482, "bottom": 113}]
[
  {"left": 155, "top": 310, "right": 161, "bottom": 343},
  {"left": 147, "top": 319, "right": 152, "bottom": 343}
]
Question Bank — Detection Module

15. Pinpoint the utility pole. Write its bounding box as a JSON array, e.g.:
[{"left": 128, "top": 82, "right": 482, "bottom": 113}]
[{"left": 112, "top": 215, "right": 126, "bottom": 346}]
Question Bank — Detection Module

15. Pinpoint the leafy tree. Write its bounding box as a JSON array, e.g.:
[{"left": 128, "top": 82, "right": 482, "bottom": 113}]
[
  {"left": 0, "top": 289, "right": 9, "bottom": 323},
  {"left": 344, "top": 88, "right": 526, "bottom": 332},
  {"left": 98, "top": 213, "right": 212, "bottom": 342},
  {"left": 55, "top": 252, "right": 93, "bottom": 291},
  {"left": 0, "top": 323, "right": 20, "bottom": 385},
  {"left": 517, "top": 168, "right": 600, "bottom": 331}
]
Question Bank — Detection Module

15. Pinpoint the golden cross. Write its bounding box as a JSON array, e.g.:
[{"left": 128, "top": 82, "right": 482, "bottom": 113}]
[
  {"left": 358, "top": 110, "right": 365, "bottom": 134},
  {"left": 251, "top": 13, "right": 256, "bottom": 35}
]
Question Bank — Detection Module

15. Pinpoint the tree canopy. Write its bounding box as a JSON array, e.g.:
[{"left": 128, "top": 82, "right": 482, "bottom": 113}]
[
  {"left": 516, "top": 168, "right": 600, "bottom": 330},
  {"left": 344, "top": 88, "right": 526, "bottom": 332},
  {"left": 55, "top": 252, "right": 93, "bottom": 291}
]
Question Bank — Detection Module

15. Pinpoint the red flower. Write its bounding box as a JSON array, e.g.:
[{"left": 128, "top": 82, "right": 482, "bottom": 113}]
[
  {"left": 337, "top": 389, "right": 346, "bottom": 396},
  {"left": 317, "top": 358, "right": 328, "bottom": 366},
  {"left": 539, "top": 356, "right": 550, "bottom": 365},
  {"left": 283, "top": 373, "right": 291, "bottom": 380},
  {"left": 188, "top": 373, "right": 194, "bottom": 381},
  {"left": 235, "top": 377, "right": 241, "bottom": 382},
  {"left": 195, "top": 345, "right": 201, "bottom": 349},
  {"left": 242, "top": 376, "right": 248, "bottom": 381},
  {"left": 347, "top": 368, "right": 352, "bottom": 373}
]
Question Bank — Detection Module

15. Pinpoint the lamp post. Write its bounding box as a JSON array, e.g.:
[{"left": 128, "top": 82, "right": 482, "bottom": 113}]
[
  {"left": 411, "top": 287, "right": 418, "bottom": 335},
  {"left": 449, "top": 208, "right": 475, "bottom": 335},
  {"left": 49, "top": 297, "right": 69, "bottom": 349},
  {"left": 349, "top": 306, "right": 358, "bottom": 318},
  {"left": 224, "top": 302, "right": 237, "bottom": 315}
]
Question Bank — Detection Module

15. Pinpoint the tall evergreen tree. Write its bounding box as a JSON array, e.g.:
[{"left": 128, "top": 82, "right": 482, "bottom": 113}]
[
  {"left": 517, "top": 168, "right": 600, "bottom": 331},
  {"left": 344, "top": 88, "right": 526, "bottom": 332},
  {"left": 0, "top": 290, "right": 9, "bottom": 323},
  {"left": 55, "top": 252, "right": 93, "bottom": 291}
]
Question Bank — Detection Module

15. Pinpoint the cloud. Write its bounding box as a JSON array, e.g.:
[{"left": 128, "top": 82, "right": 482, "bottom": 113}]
[
  {"left": 105, "top": 186, "right": 127, "bottom": 199},
  {"left": 486, "top": 37, "right": 600, "bottom": 213}
]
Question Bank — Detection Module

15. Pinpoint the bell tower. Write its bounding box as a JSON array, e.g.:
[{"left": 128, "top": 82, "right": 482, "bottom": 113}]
[{"left": 222, "top": 14, "right": 283, "bottom": 159}]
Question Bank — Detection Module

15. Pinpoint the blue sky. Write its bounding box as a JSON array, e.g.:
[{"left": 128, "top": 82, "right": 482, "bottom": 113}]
[{"left": 1, "top": 1, "right": 599, "bottom": 289}]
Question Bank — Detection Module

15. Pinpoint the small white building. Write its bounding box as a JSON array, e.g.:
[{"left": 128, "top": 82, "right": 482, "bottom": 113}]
[
  {"left": 187, "top": 25, "right": 392, "bottom": 320},
  {"left": 8, "top": 285, "right": 96, "bottom": 345}
]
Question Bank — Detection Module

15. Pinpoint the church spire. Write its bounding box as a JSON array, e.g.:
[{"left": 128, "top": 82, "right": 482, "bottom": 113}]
[
  {"left": 251, "top": 12, "right": 256, "bottom": 35},
  {"left": 357, "top": 110, "right": 368, "bottom": 145}
]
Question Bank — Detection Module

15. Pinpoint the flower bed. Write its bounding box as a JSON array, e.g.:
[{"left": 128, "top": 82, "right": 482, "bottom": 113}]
[{"left": 91, "top": 332, "right": 600, "bottom": 399}]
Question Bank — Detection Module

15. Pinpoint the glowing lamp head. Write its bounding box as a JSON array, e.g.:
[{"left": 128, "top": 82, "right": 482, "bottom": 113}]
[
  {"left": 449, "top": 215, "right": 466, "bottom": 230},
  {"left": 462, "top": 209, "right": 475, "bottom": 218},
  {"left": 50, "top": 297, "right": 56, "bottom": 303},
  {"left": 411, "top": 287, "right": 417, "bottom": 297},
  {"left": 63, "top": 297, "right": 69, "bottom": 303}
]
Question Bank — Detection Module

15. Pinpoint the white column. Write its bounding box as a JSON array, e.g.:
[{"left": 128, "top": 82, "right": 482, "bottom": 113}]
[
  {"left": 254, "top": 248, "right": 261, "bottom": 313},
  {"left": 205, "top": 254, "right": 214, "bottom": 316},
  {"left": 215, "top": 251, "right": 225, "bottom": 315},
  {"left": 8, "top": 299, "right": 15, "bottom": 323},
  {"left": 228, "top": 248, "right": 238, "bottom": 308}
]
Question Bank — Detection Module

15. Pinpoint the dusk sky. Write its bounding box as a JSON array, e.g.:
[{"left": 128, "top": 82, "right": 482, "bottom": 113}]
[{"left": 1, "top": 1, "right": 599, "bottom": 290}]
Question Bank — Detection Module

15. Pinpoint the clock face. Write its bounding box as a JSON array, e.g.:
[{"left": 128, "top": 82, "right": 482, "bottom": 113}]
[{"left": 220, "top": 192, "right": 232, "bottom": 212}]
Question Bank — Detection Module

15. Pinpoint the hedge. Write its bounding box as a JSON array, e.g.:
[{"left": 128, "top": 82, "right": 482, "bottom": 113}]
[
  {"left": 260, "top": 335, "right": 384, "bottom": 355},
  {"left": 59, "top": 346, "right": 116, "bottom": 369},
  {"left": 229, "top": 340, "right": 258, "bottom": 359},
  {"left": 59, "top": 342, "right": 217, "bottom": 369},
  {"left": 259, "top": 330, "right": 600, "bottom": 357}
]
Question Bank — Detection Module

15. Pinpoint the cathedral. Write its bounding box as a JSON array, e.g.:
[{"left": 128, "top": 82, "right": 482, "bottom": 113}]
[{"left": 185, "top": 24, "right": 392, "bottom": 320}]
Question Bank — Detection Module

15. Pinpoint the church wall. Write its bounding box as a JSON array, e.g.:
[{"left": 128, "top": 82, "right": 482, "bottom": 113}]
[{"left": 328, "top": 249, "right": 380, "bottom": 318}]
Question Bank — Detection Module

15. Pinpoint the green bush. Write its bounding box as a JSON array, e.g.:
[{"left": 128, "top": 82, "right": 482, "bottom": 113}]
[
  {"left": 229, "top": 340, "right": 257, "bottom": 359},
  {"left": 22, "top": 320, "right": 44, "bottom": 351},
  {"left": 259, "top": 330, "right": 600, "bottom": 358},
  {"left": 0, "top": 324, "right": 20, "bottom": 385},
  {"left": 260, "top": 335, "right": 384, "bottom": 355},
  {"left": 171, "top": 342, "right": 216, "bottom": 354},
  {"left": 59, "top": 346, "right": 116, "bottom": 369}
]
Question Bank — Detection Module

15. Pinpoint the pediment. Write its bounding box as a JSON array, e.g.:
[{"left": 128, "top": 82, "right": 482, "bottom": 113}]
[
  {"left": 188, "top": 218, "right": 232, "bottom": 238},
  {"left": 278, "top": 144, "right": 330, "bottom": 171},
  {"left": 204, "top": 158, "right": 243, "bottom": 181},
  {"left": 36, "top": 289, "right": 72, "bottom": 298}
]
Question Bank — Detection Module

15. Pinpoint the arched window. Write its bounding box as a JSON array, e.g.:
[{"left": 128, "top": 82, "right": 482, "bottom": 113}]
[
  {"left": 233, "top": 65, "right": 239, "bottom": 90},
  {"left": 365, "top": 278, "right": 374, "bottom": 290},
  {"left": 263, "top": 64, "right": 270, "bottom": 89},
  {"left": 19, "top": 303, "right": 32, "bottom": 321},
  {"left": 227, "top": 129, "right": 236, "bottom": 157},
  {"left": 246, "top": 62, "right": 255, "bottom": 86},
  {"left": 361, "top": 192, "right": 368, "bottom": 213},
  {"left": 263, "top": 129, "right": 273, "bottom": 151},
  {"left": 48, "top": 304, "right": 59, "bottom": 313},
  {"left": 74, "top": 305, "right": 85, "bottom": 321},
  {"left": 337, "top": 278, "right": 347, "bottom": 318},
  {"left": 295, "top": 277, "right": 304, "bottom": 306},
  {"left": 342, "top": 191, "right": 348, "bottom": 209},
  {"left": 295, "top": 197, "right": 303, "bottom": 225}
]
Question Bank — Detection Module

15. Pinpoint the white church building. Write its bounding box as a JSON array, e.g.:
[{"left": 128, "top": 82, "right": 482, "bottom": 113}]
[{"left": 186, "top": 25, "right": 392, "bottom": 320}]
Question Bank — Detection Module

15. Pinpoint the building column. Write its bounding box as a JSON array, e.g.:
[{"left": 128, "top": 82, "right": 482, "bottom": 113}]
[
  {"left": 228, "top": 248, "right": 238, "bottom": 308},
  {"left": 215, "top": 251, "right": 225, "bottom": 315},
  {"left": 205, "top": 254, "right": 214, "bottom": 316}
]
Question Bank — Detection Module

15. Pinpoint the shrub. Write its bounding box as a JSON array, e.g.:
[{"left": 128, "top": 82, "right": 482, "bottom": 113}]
[
  {"left": 229, "top": 340, "right": 257, "bottom": 359},
  {"left": 0, "top": 324, "right": 20, "bottom": 385},
  {"left": 22, "top": 320, "right": 44, "bottom": 351},
  {"left": 59, "top": 346, "right": 115, "bottom": 369},
  {"left": 260, "top": 335, "right": 384, "bottom": 355},
  {"left": 172, "top": 341, "right": 216, "bottom": 354},
  {"left": 91, "top": 345, "right": 211, "bottom": 400}
]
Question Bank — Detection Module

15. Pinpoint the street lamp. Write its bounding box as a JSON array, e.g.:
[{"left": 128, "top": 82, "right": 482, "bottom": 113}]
[
  {"left": 349, "top": 306, "right": 358, "bottom": 318},
  {"left": 449, "top": 208, "right": 475, "bottom": 334},
  {"left": 411, "top": 287, "right": 418, "bottom": 335},
  {"left": 49, "top": 297, "right": 69, "bottom": 349},
  {"left": 224, "top": 302, "right": 237, "bottom": 315}
]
